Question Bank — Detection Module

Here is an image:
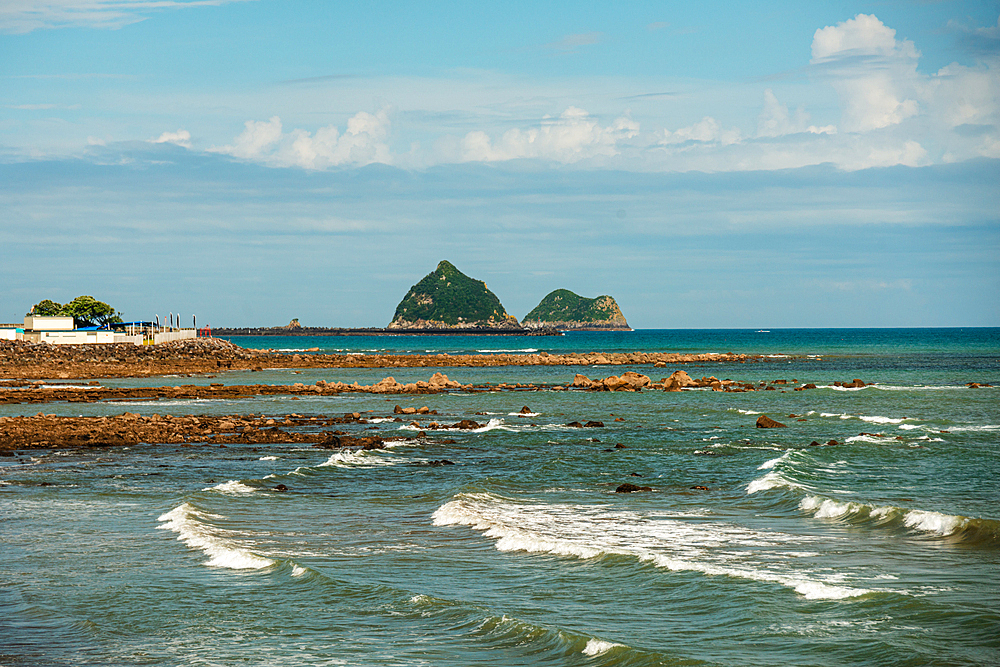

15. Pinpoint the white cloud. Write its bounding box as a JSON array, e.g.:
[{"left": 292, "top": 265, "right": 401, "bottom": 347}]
[
  {"left": 210, "top": 111, "right": 392, "bottom": 169},
  {"left": 0, "top": 0, "right": 254, "bottom": 34},
  {"left": 211, "top": 116, "right": 283, "bottom": 159},
  {"left": 812, "top": 13, "right": 918, "bottom": 62},
  {"left": 811, "top": 14, "right": 921, "bottom": 133},
  {"left": 151, "top": 129, "right": 192, "bottom": 148},
  {"left": 460, "top": 107, "right": 638, "bottom": 163},
  {"left": 659, "top": 116, "right": 741, "bottom": 145},
  {"left": 283, "top": 109, "right": 391, "bottom": 169},
  {"left": 757, "top": 89, "right": 836, "bottom": 137}
]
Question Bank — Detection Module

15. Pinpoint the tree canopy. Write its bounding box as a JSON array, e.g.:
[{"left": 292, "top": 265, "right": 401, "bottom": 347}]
[{"left": 28, "top": 296, "right": 122, "bottom": 328}]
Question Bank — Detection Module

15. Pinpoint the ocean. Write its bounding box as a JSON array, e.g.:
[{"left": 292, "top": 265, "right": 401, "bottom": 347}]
[{"left": 2, "top": 329, "right": 998, "bottom": 666}]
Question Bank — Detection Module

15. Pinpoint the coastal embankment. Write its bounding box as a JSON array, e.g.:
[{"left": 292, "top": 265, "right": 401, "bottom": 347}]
[{"left": 0, "top": 338, "right": 761, "bottom": 380}]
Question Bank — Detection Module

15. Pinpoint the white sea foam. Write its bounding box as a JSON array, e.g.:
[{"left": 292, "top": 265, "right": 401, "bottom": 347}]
[
  {"left": 758, "top": 450, "right": 793, "bottom": 470},
  {"left": 845, "top": 435, "right": 891, "bottom": 444},
  {"left": 736, "top": 409, "right": 761, "bottom": 415},
  {"left": 317, "top": 449, "right": 404, "bottom": 468},
  {"left": 860, "top": 415, "right": 906, "bottom": 425},
  {"left": 291, "top": 565, "right": 307, "bottom": 577},
  {"left": 157, "top": 503, "right": 274, "bottom": 570},
  {"left": 903, "top": 510, "right": 967, "bottom": 536},
  {"left": 800, "top": 496, "right": 970, "bottom": 538},
  {"left": 582, "top": 639, "right": 623, "bottom": 656},
  {"left": 476, "top": 348, "right": 538, "bottom": 353},
  {"left": 947, "top": 425, "right": 1000, "bottom": 432},
  {"left": 258, "top": 455, "right": 279, "bottom": 461},
  {"left": 205, "top": 480, "right": 257, "bottom": 495},
  {"left": 799, "top": 497, "right": 863, "bottom": 519},
  {"left": 433, "top": 493, "right": 873, "bottom": 600},
  {"left": 509, "top": 412, "right": 540, "bottom": 417},
  {"left": 399, "top": 417, "right": 506, "bottom": 433}
]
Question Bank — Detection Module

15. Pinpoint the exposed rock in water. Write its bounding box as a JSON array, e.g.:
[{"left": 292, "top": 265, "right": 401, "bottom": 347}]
[
  {"left": 615, "top": 483, "right": 652, "bottom": 493},
  {"left": 755, "top": 415, "right": 787, "bottom": 428}
]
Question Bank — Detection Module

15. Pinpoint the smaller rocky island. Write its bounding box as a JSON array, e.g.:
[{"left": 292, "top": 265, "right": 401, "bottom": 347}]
[
  {"left": 523, "top": 289, "right": 631, "bottom": 331},
  {"left": 388, "top": 260, "right": 521, "bottom": 330}
]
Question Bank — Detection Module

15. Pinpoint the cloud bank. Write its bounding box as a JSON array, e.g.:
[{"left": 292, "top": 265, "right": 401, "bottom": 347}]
[{"left": 0, "top": 0, "right": 253, "bottom": 34}]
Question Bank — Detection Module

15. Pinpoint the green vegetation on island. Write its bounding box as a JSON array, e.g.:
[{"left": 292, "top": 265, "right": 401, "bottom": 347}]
[
  {"left": 28, "top": 296, "right": 122, "bottom": 328},
  {"left": 523, "top": 289, "right": 630, "bottom": 330},
  {"left": 388, "top": 261, "right": 520, "bottom": 329}
]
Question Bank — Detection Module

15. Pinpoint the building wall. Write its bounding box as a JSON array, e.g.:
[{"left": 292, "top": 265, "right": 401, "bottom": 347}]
[
  {"left": 24, "top": 316, "right": 74, "bottom": 331},
  {"left": 0, "top": 329, "right": 22, "bottom": 341},
  {"left": 30, "top": 330, "right": 116, "bottom": 345},
  {"left": 153, "top": 330, "right": 196, "bottom": 344}
]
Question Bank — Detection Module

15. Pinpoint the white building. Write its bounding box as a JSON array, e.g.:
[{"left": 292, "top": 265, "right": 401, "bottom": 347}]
[{"left": 22, "top": 316, "right": 116, "bottom": 345}]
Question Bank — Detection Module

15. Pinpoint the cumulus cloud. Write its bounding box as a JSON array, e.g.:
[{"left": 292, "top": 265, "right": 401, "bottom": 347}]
[
  {"left": 0, "top": 0, "right": 254, "bottom": 34},
  {"left": 757, "top": 89, "right": 835, "bottom": 137},
  {"left": 210, "top": 111, "right": 391, "bottom": 169},
  {"left": 812, "top": 13, "right": 919, "bottom": 62},
  {"left": 460, "top": 107, "right": 638, "bottom": 163},
  {"left": 212, "top": 116, "right": 283, "bottom": 159},
  {"left": 151, "top": 129, "right": 192, "bottom": 148},
  {"left": 811, "top": 14, "right": 921, "bottom": 132},
  {"left": 659, "top": 116, "right": 741, "bottom": 146}
]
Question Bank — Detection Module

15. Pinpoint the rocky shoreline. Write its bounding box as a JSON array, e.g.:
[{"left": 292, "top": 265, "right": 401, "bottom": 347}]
[{"left": 0, "top": 337, "right": 763, "bottom": 380}]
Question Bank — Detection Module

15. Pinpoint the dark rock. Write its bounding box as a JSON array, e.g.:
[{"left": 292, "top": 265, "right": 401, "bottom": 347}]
[
  {"left": 615, "top": 483, "right": 652, "bottom": 493},
  {"left": 519, "top": 406, "right": 533, "bottom": 414},
  {"left": 453, "top": 419, "right": 481, "bottom": 430},
  {"left": 755, "top": 415, "right": 787, "bottom": 428},
  {"left": 690, "top": 486, "right": 710, "bottom": 491},
  {"left": 428, "top": 459, "right": 455, "bottom": 466},
  {"left": 826, "top": 440, "right": 839, "bottom": 446},
  {"left": 614, "top": 443, "right": 626, "bottom": 449},
  {"left": 584, "top": 421, "right": 605, "bottom": 428},
  {"left": 565, "top": 421, "right": 583, "bottom": 428},
  {"left": 273, "top": 484, "right": 288, "bottom": 492}
]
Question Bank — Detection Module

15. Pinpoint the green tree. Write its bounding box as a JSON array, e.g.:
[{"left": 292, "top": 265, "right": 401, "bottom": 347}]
[
  {"left": 28, "top": 296, "right": 122, "bottom": 327},
  {"left": 61, "top": 296, "right": 122, "bottom": 327},
  {"left": 29, "top": 299, "right": 63, "bottom": 316}
]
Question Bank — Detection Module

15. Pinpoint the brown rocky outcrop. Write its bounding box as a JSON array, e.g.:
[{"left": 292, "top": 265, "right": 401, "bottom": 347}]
[
  {"left": 755, "top": 415, "right": 787, "bottom": 428},
  {"left": 662, "top": 370, "right": 695, "bottom": 392}
]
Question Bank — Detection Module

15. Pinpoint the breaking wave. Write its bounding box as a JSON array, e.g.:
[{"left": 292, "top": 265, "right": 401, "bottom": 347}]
[
  {"left": 799, "top": 496, "right": 1000, "bottom": 545},
  {"left": 157, "top": 503, "right": 274, "bottom": 570},
  {"left": 433, "top": 492, "right": 876, "bottom": 599}
]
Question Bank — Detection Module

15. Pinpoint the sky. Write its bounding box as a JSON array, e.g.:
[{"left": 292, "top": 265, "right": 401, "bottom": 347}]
[{"left": 1, "top": 0, "right": 998, "bottom": 328}]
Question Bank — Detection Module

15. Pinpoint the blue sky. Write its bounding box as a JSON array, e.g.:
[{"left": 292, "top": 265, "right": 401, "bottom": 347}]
[{"left": 1, "top": 0, "right": 998, "bottom": 328}]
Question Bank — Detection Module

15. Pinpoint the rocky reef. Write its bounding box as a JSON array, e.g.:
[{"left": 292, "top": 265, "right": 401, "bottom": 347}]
[
  {"left": 523, "top": 289, "right": 630, "bottom": 331},
  {"left": 388, "top": 260, "right": 521, "bottom": 329}
]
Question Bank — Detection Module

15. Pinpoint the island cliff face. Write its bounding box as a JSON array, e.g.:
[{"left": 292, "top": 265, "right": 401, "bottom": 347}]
[
  {"left": 388, "top": 261, "right": 521, "bottom": 330},
  {"left": 523, "top": 289, "right": 631, "bottom": 331}
]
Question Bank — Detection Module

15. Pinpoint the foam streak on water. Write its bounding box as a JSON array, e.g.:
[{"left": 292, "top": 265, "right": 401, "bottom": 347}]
[{"left": 433, "top": 493, "right": 873, "bottom": 599}]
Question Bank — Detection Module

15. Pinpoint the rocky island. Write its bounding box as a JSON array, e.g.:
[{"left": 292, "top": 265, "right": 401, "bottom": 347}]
[
  {"left": 387, "top": 260, "right": 521, "bottom": 330},
  {"left": 523, "top": 289, "right": 631, "bottom": 331}
]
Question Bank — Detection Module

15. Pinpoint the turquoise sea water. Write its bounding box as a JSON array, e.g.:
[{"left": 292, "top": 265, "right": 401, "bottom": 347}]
[{"left": 2, "top": 329, "right": 998, "bottom": 666}]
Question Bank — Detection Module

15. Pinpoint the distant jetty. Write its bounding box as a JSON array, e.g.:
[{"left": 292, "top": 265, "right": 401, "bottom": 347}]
[{"left": 210, "top": 326, "right": 561, "bottom": 337}]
